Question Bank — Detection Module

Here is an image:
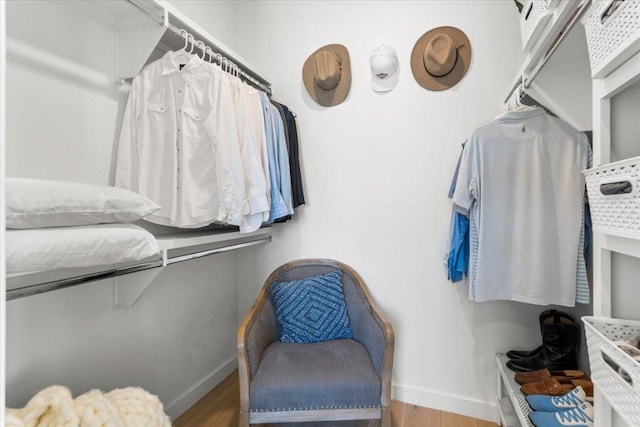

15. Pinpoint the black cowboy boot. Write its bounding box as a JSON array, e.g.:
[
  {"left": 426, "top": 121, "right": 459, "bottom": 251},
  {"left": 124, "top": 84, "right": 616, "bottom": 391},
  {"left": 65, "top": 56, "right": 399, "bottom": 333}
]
[
  {"left": 507, "top": 311, "right": 579, "bottom": 372},
  {"left": 507, "top": 310, "right": 575, "bottom": 360}
]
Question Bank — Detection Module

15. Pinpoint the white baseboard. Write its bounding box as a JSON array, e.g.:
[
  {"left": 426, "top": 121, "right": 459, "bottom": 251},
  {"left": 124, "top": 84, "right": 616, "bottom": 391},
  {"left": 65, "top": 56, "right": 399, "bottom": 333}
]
[
  {"left": 165, "top": 357, "right": 238, "bottom": 420},
  {"left": 392, "top": 383, "right": 498, "bottom": 422}
]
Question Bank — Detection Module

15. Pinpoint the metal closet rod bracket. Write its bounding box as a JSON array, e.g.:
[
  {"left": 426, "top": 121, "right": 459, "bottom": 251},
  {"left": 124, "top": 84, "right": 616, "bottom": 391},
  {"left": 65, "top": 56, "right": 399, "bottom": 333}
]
[{"left": 114, "top": 235, "right": 272, "bottom": 307}]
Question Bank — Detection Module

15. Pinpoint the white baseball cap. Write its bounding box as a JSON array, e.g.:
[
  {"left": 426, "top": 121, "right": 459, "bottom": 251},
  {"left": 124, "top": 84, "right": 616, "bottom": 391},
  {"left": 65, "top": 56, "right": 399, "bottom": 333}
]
[{"left": 370, "top": 45, "right": 399, "bottom": 92}]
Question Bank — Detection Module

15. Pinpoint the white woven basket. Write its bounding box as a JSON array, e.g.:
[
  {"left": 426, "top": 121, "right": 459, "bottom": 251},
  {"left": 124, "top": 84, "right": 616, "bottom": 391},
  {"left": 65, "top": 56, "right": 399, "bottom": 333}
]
[
  {"left": 582, "top": 316, "right": 640, "bottom": 426},
  {"left": 520, "top": 0, "right": 558, "bottom": 51},
  {"left": 583, "top": 0, "right": 640, "bottom": 78},
  {"left": 583, "top": 157, "right": 640, "bottom": 239}
]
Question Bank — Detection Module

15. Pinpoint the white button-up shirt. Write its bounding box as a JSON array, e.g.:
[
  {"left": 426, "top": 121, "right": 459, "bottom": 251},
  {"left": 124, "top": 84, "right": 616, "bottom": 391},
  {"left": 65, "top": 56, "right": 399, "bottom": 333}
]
[
  {"left": 115, "top": 51, "right": 245, "bottom": 228},
  {"left": 226, "top": 75, "right": 269, "bottom": 233}
]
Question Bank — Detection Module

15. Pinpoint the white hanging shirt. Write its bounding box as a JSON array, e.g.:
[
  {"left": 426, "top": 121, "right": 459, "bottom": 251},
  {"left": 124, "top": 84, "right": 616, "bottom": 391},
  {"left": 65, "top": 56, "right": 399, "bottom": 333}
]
[
  {"left": 115, "top": 51, "right": 246, "bottom": 228},
  {"left": 244, "top": 85, "right": 271, "bottom": 222},
  {"left": 452, "top": 108, "right": 590, "bottom": 306},
  {"left": 226, "top": 75, "right": 269, "bottom": 233}
]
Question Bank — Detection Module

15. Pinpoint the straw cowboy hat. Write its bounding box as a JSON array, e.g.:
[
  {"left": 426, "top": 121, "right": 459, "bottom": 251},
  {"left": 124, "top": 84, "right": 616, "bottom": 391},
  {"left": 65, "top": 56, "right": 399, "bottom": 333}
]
[
  {"left": 302, "top": 44, "right": 351, "bottom": 107},
  {"left": 411, "top": 26, "right": 472, "bottom": 91}
]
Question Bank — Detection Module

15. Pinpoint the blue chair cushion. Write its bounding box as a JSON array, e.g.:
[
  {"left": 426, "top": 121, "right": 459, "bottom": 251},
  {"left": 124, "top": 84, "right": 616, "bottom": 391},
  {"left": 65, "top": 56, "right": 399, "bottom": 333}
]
[
  {"left": 249, "top": 339, "right": 381, "bottom": 412},
  {"left": 270, "top": 270, "right": 353, "bottom": 343}
]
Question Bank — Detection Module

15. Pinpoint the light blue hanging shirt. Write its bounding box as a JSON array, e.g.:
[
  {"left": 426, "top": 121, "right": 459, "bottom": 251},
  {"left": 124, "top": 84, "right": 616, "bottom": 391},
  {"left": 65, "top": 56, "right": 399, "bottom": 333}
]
[{"left": 258, "top": 92, "right": 289, "bottom": 221}]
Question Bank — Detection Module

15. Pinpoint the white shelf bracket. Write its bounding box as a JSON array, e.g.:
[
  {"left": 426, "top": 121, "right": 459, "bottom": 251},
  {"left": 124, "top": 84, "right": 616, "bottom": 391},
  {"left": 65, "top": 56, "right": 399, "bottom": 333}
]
[
  {"left": 112, "top": 266, "right": 164, "bottom": 309},
  {"left": 114, "top": 2, "right": 168, "bottom": 80}
]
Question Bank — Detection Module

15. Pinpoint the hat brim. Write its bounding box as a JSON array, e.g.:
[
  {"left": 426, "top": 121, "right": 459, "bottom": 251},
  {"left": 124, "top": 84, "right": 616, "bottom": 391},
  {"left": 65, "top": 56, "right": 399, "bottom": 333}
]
[
  {"left": 302, "top": 44, "right": 351, "bottom": 107},
  {"left": 411, "top": 26, "right": 471, "bottom": 91}
]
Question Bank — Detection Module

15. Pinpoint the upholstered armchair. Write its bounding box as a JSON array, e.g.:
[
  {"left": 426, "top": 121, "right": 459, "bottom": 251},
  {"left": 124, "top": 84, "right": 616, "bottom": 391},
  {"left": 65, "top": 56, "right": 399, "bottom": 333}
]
[{"left": 237, "top": 259, "right": 394, "bottom": 426}]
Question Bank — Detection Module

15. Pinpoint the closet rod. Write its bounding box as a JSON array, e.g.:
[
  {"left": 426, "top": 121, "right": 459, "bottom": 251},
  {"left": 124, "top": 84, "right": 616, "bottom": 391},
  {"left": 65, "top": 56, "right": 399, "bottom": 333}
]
[
  {"left": 523, "top": 0, "right": 592, "bottom": 89},
  {"left": 6, "top": 235, "right": 272, "bottom": 301},
  {"left": 166, "top": 236, "right": 271, "bottom": 265},
  {"left": 6, "top": 261, "right": 162, "bottom": 301},
  {"left": 166, "top": 23, "right": 272, "bottom": 95}
]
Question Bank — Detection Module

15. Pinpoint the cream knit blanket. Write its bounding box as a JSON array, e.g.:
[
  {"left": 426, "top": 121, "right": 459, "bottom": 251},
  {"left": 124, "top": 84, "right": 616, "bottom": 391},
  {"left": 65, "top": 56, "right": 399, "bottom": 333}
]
[{"left": 5, "top": 385, "right": 171, "bottom": 427}]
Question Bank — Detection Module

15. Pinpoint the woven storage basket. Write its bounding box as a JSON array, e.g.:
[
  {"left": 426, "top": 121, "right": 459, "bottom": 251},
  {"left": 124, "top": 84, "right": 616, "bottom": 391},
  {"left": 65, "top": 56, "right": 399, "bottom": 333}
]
[
  {"left": 583, "top": 157, "right": 640, "bottom": 239},
  {"left": 520, "top": 0, "right": 559, "bottom": 52},
  {"left": 582, "top": 316, "right": 640, "bottom": 426},
  {"left": 583, "top": 0, "right": 640, "bottom": 78}
]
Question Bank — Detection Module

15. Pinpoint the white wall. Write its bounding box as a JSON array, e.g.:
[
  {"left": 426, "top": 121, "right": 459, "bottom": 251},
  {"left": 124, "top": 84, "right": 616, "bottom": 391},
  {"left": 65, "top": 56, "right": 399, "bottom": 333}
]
[
  {"left": 166, "top": 0, "right": 237, "bottom": 49},
  {"left": 233, "top": 1, "right": 584, "bottom": 421},
  {"left": 4, "top": 0, "right": 243, "bottom": 419},
  {"left": 5, "top": 256, "right": 239, "bottom": 418},
  {"left": 5, "top": 0, "right": 119, "bottom": 183}
]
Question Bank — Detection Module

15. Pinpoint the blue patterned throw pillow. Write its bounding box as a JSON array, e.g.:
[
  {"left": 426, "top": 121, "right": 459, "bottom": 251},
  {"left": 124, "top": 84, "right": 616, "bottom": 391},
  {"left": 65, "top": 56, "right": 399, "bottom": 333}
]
[{"left": 270, "top": 269, "right": 353, "bottom": 343}]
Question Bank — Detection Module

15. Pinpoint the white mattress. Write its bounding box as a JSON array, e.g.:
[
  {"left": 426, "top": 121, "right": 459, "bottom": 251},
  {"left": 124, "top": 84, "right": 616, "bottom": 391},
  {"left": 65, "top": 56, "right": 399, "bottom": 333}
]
[{"left": 5, "top": 223, "right": 160, "bottom": 274}]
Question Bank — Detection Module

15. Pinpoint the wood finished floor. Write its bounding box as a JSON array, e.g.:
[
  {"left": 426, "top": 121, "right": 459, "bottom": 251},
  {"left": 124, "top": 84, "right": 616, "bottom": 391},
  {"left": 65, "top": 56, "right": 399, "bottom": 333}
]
[{"left": 172, "top": 371, "right": 498, "bottom": 427}]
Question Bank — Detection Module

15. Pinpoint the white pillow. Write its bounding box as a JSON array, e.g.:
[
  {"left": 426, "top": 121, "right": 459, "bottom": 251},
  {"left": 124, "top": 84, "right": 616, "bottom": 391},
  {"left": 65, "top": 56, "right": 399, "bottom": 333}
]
[
  {"left": 6, "top": 178, "right": 160, "bottom": 229},
  {"left": 5, "top": 224, "right": 160, "bottom": 273}
]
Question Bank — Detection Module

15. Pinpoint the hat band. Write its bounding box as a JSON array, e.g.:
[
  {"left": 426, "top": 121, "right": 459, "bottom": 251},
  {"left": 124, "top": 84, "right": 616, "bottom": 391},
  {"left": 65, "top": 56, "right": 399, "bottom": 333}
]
[
  {"left": 426, "top": 48, "right": 459, "bottom": 78},
  {"left": 315, "top": 71, "right": 341, "bottom": 92}
]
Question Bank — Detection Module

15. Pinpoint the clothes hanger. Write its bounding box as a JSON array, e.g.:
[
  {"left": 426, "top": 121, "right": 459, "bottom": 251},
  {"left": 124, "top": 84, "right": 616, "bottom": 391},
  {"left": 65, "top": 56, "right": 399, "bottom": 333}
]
[
  {"left": 204, "top": 46, "right": 213, "bottom": 63},
  {"left": 173, "top": 29, "right": 195, "bottom": 65},
  {"left": 513, "top": 84, "right": 538, "bottom": 112},
  {"left": 196, "top": 41, "right": 206, "bottom": 60},
  {"left": 187, "top": 34, "right": 196, "bottom": 54},
  {"left": 179, "top": 29, "right": 189, "bottom": 51},
  {"left": 498, "top": 83, "right": 539, "bottom": 118}
]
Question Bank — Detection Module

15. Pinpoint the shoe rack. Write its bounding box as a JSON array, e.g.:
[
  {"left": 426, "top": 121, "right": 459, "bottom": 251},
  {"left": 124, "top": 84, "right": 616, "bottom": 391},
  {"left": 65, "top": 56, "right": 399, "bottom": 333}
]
[{"left": 496, "top": 354, "right": 535, "bottom": 427}]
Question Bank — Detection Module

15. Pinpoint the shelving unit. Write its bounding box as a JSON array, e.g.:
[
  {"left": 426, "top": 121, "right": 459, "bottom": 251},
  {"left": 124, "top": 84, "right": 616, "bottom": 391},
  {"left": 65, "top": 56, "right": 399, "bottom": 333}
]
[
  {"left": 590, "top": 46, "right": 640, "bottom": 427},
  {"left": 505, "top": 0, "right": 592, "bottom": 131},
  {"left": 6, "top": 228, "right": 273, "bottom": 306},
  {"left": 4, "top": 0, "right": 278, "bottom": 306},
  {"left": 496, "top": 354, "right": 534, "bottom": 427},
  {"left": 580, "top": 1, "right": 640, "bottom": 425},
  {"left": 496, "top": 2, "right": 599, "bottom": 426},
  {"left": 75, "top": 0, "right": 271, "bottom": 87}
]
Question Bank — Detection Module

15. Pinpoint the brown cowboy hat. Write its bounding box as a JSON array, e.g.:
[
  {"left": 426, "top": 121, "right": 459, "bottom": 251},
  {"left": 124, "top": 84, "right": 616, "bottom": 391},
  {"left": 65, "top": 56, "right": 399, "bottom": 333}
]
[
  {"left": 302, "top": 44, "right": 351, "bottom": 107},
  {"left": 411, "top": 26, "right": 472, "bottom": 91}
]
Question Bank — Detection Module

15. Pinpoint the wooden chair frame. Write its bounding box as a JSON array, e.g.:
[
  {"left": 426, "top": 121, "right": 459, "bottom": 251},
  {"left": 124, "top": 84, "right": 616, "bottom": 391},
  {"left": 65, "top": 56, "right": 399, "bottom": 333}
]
[{"left": 237, "top": 259, "right": 394, "bottom": 426}]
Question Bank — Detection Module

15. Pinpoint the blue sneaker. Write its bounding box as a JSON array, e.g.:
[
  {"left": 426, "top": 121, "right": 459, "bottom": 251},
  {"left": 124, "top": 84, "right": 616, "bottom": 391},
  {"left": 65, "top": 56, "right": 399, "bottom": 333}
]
[
  {"left": 529, "top": 402, "right": 594, "bottom": 426},
  {"left": 526, "top": 386, "right": 587, "bottom": 412}
]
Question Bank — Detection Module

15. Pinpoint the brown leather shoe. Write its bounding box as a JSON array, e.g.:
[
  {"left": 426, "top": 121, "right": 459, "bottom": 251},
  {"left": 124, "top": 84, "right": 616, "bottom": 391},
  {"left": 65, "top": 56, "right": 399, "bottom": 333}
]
[
  {"left": 556, "top": 379, "right": 594, "bottom": 397},
  {"left": 550, "top": 370, "right": 587, "bottom": 382},
  {"left": 514, "top": 368, "right": 551, "bottom": 385},
  {"left": 571, "top": 379, "right": 593, "bottom": 397},
  {"left": 520, "top": 378, "right": 564, "bottom": 396}
]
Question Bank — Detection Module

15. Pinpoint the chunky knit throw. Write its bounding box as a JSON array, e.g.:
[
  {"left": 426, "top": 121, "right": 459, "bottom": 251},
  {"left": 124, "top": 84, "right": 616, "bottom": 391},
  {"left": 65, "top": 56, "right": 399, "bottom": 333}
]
[{"left": 5, "top": 385, "right": 171, "bottom": 427}]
